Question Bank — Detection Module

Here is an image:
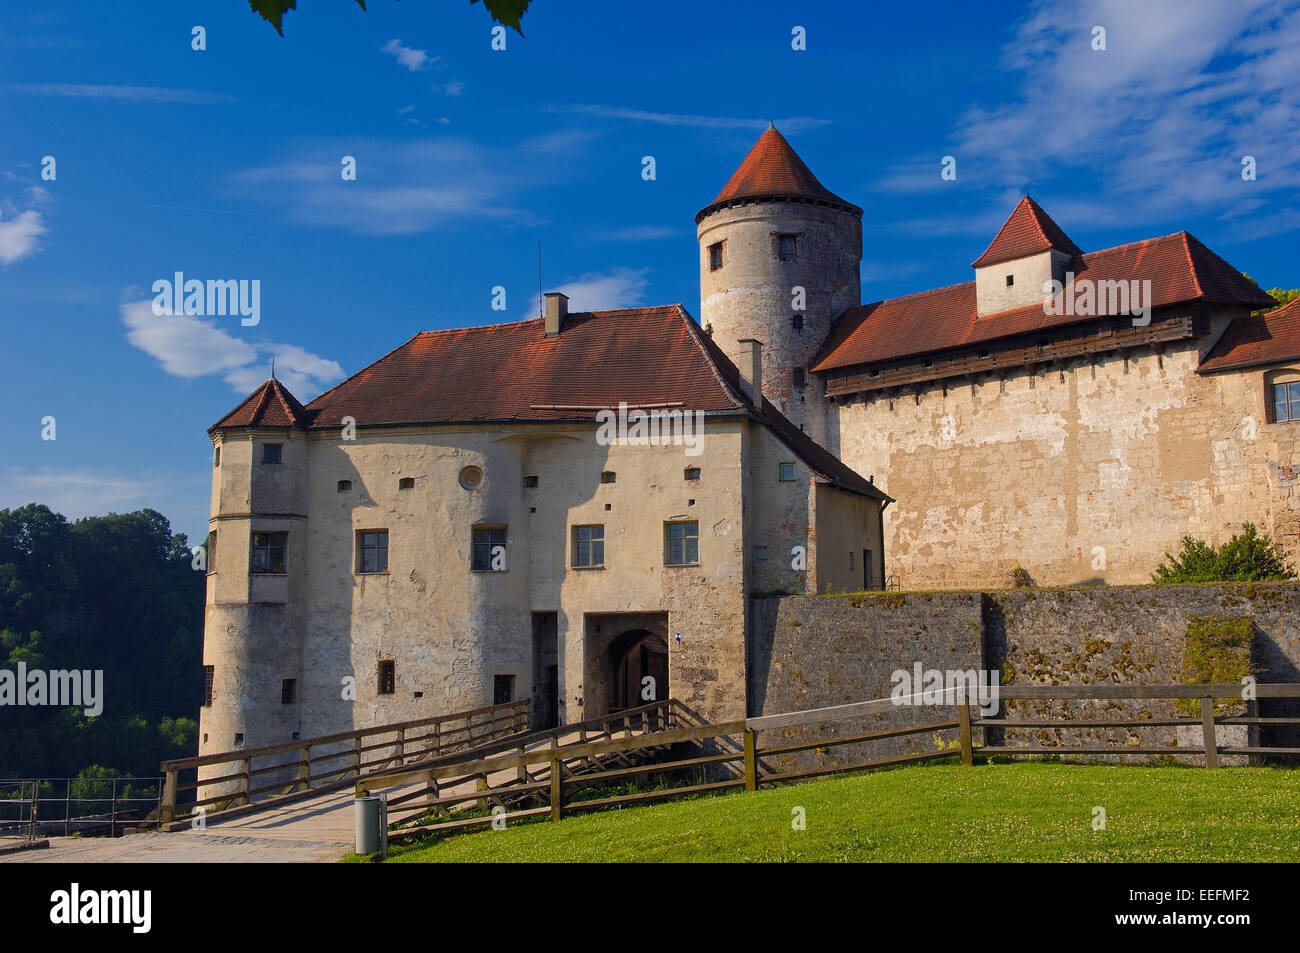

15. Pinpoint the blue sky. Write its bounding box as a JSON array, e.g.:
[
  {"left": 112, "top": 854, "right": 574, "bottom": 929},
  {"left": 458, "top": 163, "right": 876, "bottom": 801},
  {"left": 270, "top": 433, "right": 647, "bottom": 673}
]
[{"left": 2, "top": 0, "right": 1297, "bottom": 543}]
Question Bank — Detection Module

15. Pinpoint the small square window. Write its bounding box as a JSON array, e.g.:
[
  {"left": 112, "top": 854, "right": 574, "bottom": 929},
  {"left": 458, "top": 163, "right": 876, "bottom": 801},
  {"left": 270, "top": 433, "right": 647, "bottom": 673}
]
[
  {"left": 665, "top": 521, "right": 699, "bottom": 566},
  {"left": 250, "top": 532, "right": 287, "bottom": 574},
  {"left": 234, "top": 733, "right": 244, "bottom": 747},
  {"left": 203, "top": 665, "right": 214, "bottom": 707},
  {"left": 493, "top": 674, "right": 515, "bottom": 705},
  {"left": 281, "top": 678, "right": 296, "bottom": 704},
  {"left": 685, "top": 467, "right": 701, "bottom": 481},
  {"left": 399, "top": 477, "right": 415, "bottom": 490},
  {"left": 573, "top": 525, "right": 605, "bottom": 568},
  {"left": 472, "top": 526, "right": 507, "bottom": 571},
  {"left": 778, "top": 462, "right": 796, "bottom": 481},
  {"left": 358, "top": 530, "right": 389, "bottom": 573},
  {"left": 337, "top": 480, "right": 352, "bottom": 492},
  {"left": 601, "top": 471, "right": 616, "bottom": 484},
  {"left": 262, "top": 443, "right": 282, "bottom": 464},
  {"left": 708, "top": 242, "right": 724, "bottom": 271},
  {"left": 791, "top": 313, "right": 805, "bottom": 331},
  {"left": 523, "top": 475, "right": 539, "bottom": 488},
  {"left": 1005, "top": 274, "right": 1015, "bottom": 287},
  {"left": 778, "top": 234, "right": 798, "bottom": 262},
  {"left": 378, "top": 660, "right": 395, "bottom": 695},
  {"left": 754, "top": 546, "right": 768, "bottom": 562}
]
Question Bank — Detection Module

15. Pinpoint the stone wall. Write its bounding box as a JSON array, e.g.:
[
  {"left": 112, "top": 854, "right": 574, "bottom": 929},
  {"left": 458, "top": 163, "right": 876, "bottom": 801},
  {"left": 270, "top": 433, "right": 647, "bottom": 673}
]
[
  {"left": 749, "top": 583, "right": 1300, "bottom": 771},
  {"left": 830, "top": 337, "right": 1300, "bottom": 590}
]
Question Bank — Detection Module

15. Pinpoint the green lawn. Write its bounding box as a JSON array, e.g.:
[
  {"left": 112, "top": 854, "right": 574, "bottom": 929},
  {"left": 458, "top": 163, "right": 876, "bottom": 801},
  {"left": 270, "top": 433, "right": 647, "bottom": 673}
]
[{"left": 368, "top": 762, "right": 1300, "bottom": 863}]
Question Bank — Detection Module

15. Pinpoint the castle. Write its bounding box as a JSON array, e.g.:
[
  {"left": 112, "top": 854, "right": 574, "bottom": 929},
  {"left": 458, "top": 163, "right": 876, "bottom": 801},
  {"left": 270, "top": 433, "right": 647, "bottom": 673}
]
[{"left": 200, "top": 127, "right": 1300, "bottom": 754}]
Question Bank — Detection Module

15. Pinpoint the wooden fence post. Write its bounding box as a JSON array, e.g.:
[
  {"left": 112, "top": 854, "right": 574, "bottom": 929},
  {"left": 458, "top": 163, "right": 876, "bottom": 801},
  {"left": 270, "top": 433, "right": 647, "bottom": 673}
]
[
  {"left": 239, "top": 757, "right": 252, "bottom": 806},
  {"left": 161, "top": 768, "right": 177, "bottom": 825},
  {"left": 957, "top": 702, "right": 974, "bottom": 767},
  {"left": 296, "top": 746, "right": 311, "bottom": 792},
  {"left": 1200, "top": 697, "right": 1220, "bottom": 769},
  {"left": 550, "top": 755, "right": 563, "bottom": 822},
  {"left": 743, "top": 729, "right": 757, "bottom": 792},
  {"left": 395, "top": 727, "right": 405, "bottom": 765}
]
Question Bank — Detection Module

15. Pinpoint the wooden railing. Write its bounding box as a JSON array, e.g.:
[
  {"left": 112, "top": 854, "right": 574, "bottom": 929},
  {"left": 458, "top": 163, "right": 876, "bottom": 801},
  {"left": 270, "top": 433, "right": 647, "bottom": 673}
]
[
  {"left": 160, "top": 698, "right": 528, "bottom": 826},
  {"left": 354, "top": 683, "right": 1300, "bottom": 844}
]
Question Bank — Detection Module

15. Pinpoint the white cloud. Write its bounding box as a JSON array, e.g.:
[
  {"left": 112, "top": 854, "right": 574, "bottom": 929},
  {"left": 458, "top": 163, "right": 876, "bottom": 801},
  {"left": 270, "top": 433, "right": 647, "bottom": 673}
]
[
  {"left": 0, "top": 467, "right": 163, "bottom": 520},
  {"left": 439, "top": 80, "right": 465, "bottom": 96},
  {"left": 382, "top": 39, "right": 436, "bottom": 72},
  {"left": 120, "top": 299, "right": 344, "bottom": 399},
  {"left": 3, "top": 83, "right": 233, "bottom": 104},
  {"left": 528, "top": 267, "right": 651, "bottom": 316},
  {"left": 0, "top": 209, "right": 46, "bottom": 264},
  {"left": 228, "top": 137, "right": 564, "bottom": 234},
  {"left": 604, "top": 225, "right": 680, "bottom": 242},
  {"left": 941, "top": 0, "right": 1300, "bottom": 229}
]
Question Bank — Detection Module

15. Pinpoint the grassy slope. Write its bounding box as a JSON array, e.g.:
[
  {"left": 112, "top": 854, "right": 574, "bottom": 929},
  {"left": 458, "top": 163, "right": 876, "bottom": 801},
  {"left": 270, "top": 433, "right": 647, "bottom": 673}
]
[{"left": 378, "top": 762, "right": 1300, "bottom": 863}]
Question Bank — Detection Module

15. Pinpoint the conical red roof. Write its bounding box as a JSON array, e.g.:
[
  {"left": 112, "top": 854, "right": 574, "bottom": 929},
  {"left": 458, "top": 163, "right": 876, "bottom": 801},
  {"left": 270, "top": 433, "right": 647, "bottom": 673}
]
[
  {"left": 971, "top": 196, "right": 1083, "bottom": 268},
  {"left": 699, "top": 127, "right": 858, "bottom": 219},
  {"left": 210, "top": 378, "right": 308, "bottom": 431}
]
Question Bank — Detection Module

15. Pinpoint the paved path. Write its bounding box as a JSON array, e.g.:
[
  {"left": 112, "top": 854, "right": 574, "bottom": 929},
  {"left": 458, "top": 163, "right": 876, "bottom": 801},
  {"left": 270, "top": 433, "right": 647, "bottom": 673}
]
[{"left": 1, "top": 724, "right": 650, "bottom": 863}]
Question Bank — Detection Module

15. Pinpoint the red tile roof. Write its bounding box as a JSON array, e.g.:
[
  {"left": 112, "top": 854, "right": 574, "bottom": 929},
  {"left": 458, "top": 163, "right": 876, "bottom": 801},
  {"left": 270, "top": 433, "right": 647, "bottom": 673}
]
[
  {"left": 211, "top": 305, "right": 889, "bottom": 501},
  {"left": 971, "top": 196, "right": 1083, "bottom": 268},
  {"left": 814, "top": 232, "right": 1277, "bottom": 373},
  {"left": 698, "top": 127, "right": 859, "bottom": 220},
  {"left": 1200, "top": 298, "right": 1300, "bottom": 372},
  {"left": 211, "top": 378, "right": 308, "bottom": 430}
]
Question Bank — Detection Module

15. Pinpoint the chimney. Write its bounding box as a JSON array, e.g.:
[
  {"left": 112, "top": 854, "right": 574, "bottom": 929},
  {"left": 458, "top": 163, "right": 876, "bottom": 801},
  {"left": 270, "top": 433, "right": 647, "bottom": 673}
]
[
  {"left": 735, "top": 338, "right": 763, "bottom": 411},
  {"left": 544, "top": 292, "right": 568, "bottom": 336}
]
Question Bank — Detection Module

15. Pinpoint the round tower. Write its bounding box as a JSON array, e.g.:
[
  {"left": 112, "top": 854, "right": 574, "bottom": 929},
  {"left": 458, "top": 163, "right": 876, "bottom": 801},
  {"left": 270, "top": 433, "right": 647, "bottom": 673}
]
[{"left": 696, "top": 125, "right": 862, "bottom": 443}]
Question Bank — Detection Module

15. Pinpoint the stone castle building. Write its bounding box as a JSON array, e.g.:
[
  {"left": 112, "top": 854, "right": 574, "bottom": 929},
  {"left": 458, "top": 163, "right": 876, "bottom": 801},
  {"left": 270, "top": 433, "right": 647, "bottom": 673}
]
[{"left": 201, "top": 126, "right": 1299, "bottom": 752}]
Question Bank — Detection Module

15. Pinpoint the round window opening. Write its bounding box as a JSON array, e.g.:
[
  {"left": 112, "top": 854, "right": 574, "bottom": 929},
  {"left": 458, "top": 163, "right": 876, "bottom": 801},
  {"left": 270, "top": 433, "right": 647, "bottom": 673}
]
[{"left": 458, "top": 465, "right": 484, "bottom": 490}]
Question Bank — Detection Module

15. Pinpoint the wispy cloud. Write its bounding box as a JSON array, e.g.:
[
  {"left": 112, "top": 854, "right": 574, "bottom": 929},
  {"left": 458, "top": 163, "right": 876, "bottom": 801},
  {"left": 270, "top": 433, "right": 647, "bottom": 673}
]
[
  {"left": 0, "top": 178, "right": 53, "bottom": 265},
  {"left": 382, "top": 38, "right": 437, "bottom": 72},
  {"left": 3, "top": 83, "right": 234, "bottom": 104},
  {"left": 227, "top": 136, "right": 577, "bottom": 234},
  {"left": 120, "top": 299, "right": 344, "bottom": 399},
  {"left": 549, "top": 105, "right": 830, "bottom": 133},
  {"left": 904, "top": 0, "right": 1300, "bottom": 235},
  {"left": 528, "top": 267, "right": 651, "bottom": 316},
  {"left": 603, "top": 225, "right": 681, "bottom": 242},
  {"left": 0, "top": 467, "right": 166, "bottom": 520}
]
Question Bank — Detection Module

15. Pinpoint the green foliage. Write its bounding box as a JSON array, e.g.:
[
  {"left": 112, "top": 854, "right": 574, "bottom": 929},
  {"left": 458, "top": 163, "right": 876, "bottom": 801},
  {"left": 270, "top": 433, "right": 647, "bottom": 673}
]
[
  {"left": 1241, "top": 274, "right": 1298, "bottom": 313},
  {"left": 249, "top": 0, "right": 532, "bottom": 37},
  {"left": 1177, "top": 616, "right": 1255, "bottom": 717},
  {"left": 0, "top": 504, "right": 205, "bottom": 779},
  {"left": 1152, "top": 523, "right": 1294, "bottom": 584}
]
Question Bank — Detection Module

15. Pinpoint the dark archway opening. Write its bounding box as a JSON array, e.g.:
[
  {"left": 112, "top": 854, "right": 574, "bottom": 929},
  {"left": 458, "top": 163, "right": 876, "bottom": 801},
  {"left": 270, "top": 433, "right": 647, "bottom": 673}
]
[{"left": 609, "top": 629, "right": 669, "bottom": 711}]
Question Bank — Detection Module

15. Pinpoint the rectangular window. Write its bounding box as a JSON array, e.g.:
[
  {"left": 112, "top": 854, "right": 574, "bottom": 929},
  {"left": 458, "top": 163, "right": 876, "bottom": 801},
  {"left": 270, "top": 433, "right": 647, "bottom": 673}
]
[
  {"left": 472, "top": 525, "right": 507, "bottom": 571},
  {"left": 281, "top": 679, "right": 296, "bottom": 704},
  {"left": 493, "top": 674, "right": 515, "bottom": 705},
  {"left": 708, "top": 242, "right": 724, "bottom": 271},
  {"left": 665, "top": 521, "right": 699, "bottom": 566},
  {"left": 572, "top": 525, "right": 605, "bottom": 568},
  {"left": 1273, "top": 382, "right": 1300, "bottom": 422},
  {"left": 203, "top": 666, "right": 214, "bottom": 707},
  {"left": 754, "top": 545, "right": 768, "bottom": 562},
  {"left": 262, "top": 443, "right": 282, "bottom": 464},
  {"left": 250, "top": 532, "right": 287, "bottom": 574},
  {"left": 779, "top": 462, "right": 796, "bottom": 481},
  {"left": 793, "top": 368, "right": 807, "bottom": 388},
  {"left": 849, "top": 551, "right": 854, "bottom": 569},
  {"left": 778, "top": 234, "right": 798, "bottom": 262},
  {"left": 1005, "top": 274, "right": 1015, "bottom": 287},
  {"left": 791, "top": 313, "right": 805, "bottom": 331},
  {"left": 213, "top": 446, "right": 220, "bottom": 467},
  {"left": 523, "top": 475, "right": 539, "bottom": 488},
  {"left": 357, "top": 530, "right": 389, "bottom": 573},
  {"left": 378, "top": 660, "right": 395, "bottom": 696},
  {"left": 207, "top": 530, "right": 216, "bottom": 573}
]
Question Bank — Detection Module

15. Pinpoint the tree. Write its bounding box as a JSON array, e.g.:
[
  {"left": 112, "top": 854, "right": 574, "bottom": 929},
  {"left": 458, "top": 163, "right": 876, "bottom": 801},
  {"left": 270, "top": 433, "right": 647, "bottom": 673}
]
[
  {"left": 249, "top": 0, "right": 532, "bottom": 36},
  {"left": 1153, "top": 523, "right": 1295, "bottom": 584},
  {"left": 1241, "top": 274, "right": 1299, "bottom": 313}
]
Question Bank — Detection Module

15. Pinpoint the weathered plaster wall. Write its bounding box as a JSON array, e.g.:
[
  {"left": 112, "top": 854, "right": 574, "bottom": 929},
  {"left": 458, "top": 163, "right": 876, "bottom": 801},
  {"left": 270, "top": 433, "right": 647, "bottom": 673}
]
[
  {"left": 699, "top": 200, "right": 861, "bottom": 442},
  {"left": 831, "top": 337, "right": 1300, "bottom": 590}
]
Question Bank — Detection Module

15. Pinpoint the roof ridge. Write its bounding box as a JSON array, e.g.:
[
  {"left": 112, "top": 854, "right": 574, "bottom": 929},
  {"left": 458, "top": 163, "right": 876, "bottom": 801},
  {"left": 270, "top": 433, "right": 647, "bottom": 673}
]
[
  {"left": 304, "top": 330, "right": 424, "bottom": 413},
  {"left": 676, "top": 305, "right": 746, "bottom": 409}
]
